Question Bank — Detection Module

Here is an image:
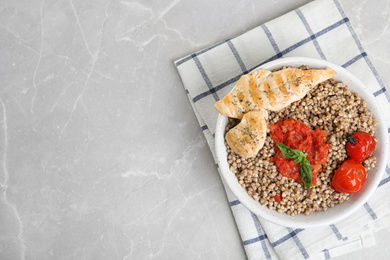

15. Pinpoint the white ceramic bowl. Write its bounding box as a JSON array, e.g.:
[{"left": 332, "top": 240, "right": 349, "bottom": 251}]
[{"left": 215, "top": 57, "right": 389, "bottom": 228}]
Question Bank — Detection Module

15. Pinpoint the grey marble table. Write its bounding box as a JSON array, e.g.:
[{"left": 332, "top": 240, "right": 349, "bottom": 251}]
[{"left": 1, "top": 0, "right": 389, "bottom": 259}]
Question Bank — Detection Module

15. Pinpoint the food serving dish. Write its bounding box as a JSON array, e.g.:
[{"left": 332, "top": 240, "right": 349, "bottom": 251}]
[{"left": 215, "top": 57, "right": 389, "bottom": 228}]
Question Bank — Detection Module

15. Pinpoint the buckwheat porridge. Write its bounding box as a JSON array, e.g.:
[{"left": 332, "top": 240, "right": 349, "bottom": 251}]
[{"left": 224, "top": 66, "right": 377, "bottom": 216}]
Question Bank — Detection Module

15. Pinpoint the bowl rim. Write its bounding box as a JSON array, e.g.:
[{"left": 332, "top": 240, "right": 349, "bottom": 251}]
[{"left": 215, "top": 57, "right": 389, "bottom": 228}]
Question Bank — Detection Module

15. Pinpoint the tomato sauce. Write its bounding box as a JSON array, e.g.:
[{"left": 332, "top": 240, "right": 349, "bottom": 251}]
[{"left": 269, "top": 119, "right": 331, "bottom": 185}]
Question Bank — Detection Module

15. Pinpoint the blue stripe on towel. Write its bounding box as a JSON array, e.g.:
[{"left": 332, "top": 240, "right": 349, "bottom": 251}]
[
  {"left": 379, "top": 177, "right": 390, "bottom": 187},
  {"left": 193, "top": 56, "right": 219, "bottom": 101},
  {"left": 193, "top": 75, "right": 241, "bottom": 102},
  {"left": 384, "top": 91, "right": 390, "bottom": 103},
  {"left": 261, "top": 24, "right": 282, "bottom": 56},
  {"left": 243, "top": 234, "right": 268, "bottom": 245},
  {"left": 363, "top": 202, "right": 377, "bottom": 220},
  {"left": 378, "top": 166, "right": 390, "bottom": 187},
  {"left": 330, "top": 224, "right": 348, "bottom": 241},
  {"left": 175, "top": 39, "right": 231, "bottom": 66},
  {"left": 341, "top": 52, "right": 367, "bottom": 68},
  {"left": 372, "top": 87, "right": 390, "bottom": 104},
  {"left": 296, "top": 9, "right": 326, "bottom": 60},
  {"left": 287, "top": 227, "right": 310, "bottom": 259},
  {"left": 323, "top": 249, "right": 330, "bottom": 259},
  {"left": 271, "top": 228, "right": 304, "bottom": 247},
  {"left": 227, "top": 40, "right": 248, "bottom": 73},
  {"left": 229, "top": 200, "right": 241, "bottom": 206},
  {"left": 249, "top": 213, "right": 272, "bottom": 260},
  {"left": 373, "top": 87, "right": 386, "bottom": 97}
]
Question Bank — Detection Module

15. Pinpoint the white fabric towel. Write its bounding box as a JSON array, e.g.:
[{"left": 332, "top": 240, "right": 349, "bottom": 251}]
[{"left": 174, "top": 0, "right": 390, "bottom": 259}]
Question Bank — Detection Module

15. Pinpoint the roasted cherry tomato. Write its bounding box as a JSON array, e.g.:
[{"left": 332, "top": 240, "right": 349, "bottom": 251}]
[
  {"left": 346, "top": 132, "right": 376, "bottom": 162},
  {"left": 331, "top": 159, "right": 366, "bottom": 193}
]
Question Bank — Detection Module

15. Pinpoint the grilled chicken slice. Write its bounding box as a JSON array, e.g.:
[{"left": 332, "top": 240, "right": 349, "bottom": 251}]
[
  {"left": 215, "top": 69, "right": 271, "bottom": 119},
  {"left": 226, "top": 109, "right": 268, "bottom": 158},
  {"left": 215, "top": 67, "right": 337, "bottom": 119}
]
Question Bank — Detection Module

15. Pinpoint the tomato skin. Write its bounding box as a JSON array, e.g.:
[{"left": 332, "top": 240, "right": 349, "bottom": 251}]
[
  {"left": 331, "top": 159, "right": 367, "bottom": 193},
  {"left": 273, "top": 193, "right": 282, "bottom": 202},
  {"left": 346, "top": 132, "right": 376, "bottom": 162}
]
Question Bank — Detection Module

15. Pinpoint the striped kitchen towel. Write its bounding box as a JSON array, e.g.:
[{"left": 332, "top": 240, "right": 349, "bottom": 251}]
[{"left": 174, "top": 0, "right": 390, "bottom": 259}]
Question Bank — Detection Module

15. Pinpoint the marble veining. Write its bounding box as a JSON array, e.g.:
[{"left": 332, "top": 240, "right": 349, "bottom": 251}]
[{"left": 0, "top": 0, "right": 389, "bottom": 259}]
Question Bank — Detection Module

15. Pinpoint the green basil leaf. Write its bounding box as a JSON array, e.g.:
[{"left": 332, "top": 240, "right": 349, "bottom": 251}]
[
  {"left": 293, "top": 157, "right": 302, "bottom": 164},
  {"left": 299, "top": 157, "right": 312, "bottom": 190},
  {"left": 276, "top": 143, "right": 303, "bottom": 159},
  {"left": 276, "top": 142, "right": 313, "bottom": 190}
]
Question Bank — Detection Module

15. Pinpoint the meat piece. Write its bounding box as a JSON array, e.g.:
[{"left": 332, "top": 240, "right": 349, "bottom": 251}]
[
  {"left": 225, "top": 109, "right": 268, "bottom": 158},
  {"left": 214, "top": 67, "right": 337, "bottom": 119}
]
